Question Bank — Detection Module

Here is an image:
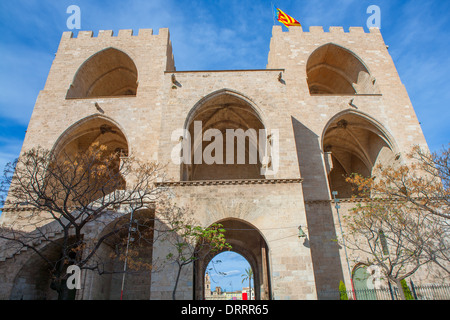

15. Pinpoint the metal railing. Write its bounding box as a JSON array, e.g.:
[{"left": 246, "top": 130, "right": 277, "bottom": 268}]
[{"left": 319, "top": 284, "right": 450, "bottom": 300}]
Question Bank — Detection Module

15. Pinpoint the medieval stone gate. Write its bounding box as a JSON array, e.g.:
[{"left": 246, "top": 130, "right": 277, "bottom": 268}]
[{"left": 0, "top": 25, "right": 431, "bottom": 299}]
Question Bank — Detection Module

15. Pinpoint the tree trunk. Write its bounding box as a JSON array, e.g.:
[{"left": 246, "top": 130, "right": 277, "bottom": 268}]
[
  {"left": 395, "top": 279, "right": 406, "bottom": 300},
  {"left": 172, "top": 265, "right": 182, "bottom": 300}
]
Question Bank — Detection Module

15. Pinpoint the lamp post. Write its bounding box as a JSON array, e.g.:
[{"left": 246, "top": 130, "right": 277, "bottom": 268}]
[
  {"left": 332, "top": 191, "right": 356, "bottom": 300},
  {"left": 120, "top": 209, "right": 138, "bottom": 300}
]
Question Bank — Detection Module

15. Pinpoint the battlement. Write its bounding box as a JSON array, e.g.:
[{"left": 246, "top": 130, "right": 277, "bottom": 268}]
[
  {"left": 272, "top": 25, "right": 381, "bottom": 34},
  {"left": 61, "top": 28, "right": 170, "bottom": 40}
]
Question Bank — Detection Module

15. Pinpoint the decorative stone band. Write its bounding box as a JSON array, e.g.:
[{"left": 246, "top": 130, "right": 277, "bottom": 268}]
[
  {"left": 305, "top": 196, "right": 448, "bottom": 205},
  {"left": 1, "top": 206, "right": 42, "bottom": 212},
  {"left": 155, "top": 178, "right": 303, "bottom": 187},
  {"left": 305, "top": 198, "right": 368, "bottom": 205}
]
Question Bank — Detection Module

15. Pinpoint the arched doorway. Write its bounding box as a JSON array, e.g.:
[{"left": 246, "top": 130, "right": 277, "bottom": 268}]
[
  {"left": 204, "top": 251, "right": 255, "bottom": 300},
  {"left": 88, "top": 208, "right": 155, "bottom": 300},
  {"left": 53, "top": 115, "right": 129, "bottom": 160},
  {"left": 194, "top": 218, "right": 271, "bottom": 300},
  {"left": 352, "top": 264, "right": 377, "bottom": 300},
  {"left": 10, "top": 237, "right": 77, "bottom": 300},
  {"left": 52, "top": 115, "right": 129, "bottom": 200}
]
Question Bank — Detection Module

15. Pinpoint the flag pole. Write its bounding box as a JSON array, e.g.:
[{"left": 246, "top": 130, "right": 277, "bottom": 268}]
[{"left": 271, "top": 2, "right": 276, "bottom": 25}]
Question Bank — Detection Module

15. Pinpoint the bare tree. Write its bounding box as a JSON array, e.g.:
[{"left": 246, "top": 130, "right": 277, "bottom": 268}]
[
  {"left": 343, "top": 199, "right": 440, "bottom": 299},
  {"left": 343, "top": 145, "right": 450, "bottom": 298},
  {"left": 0, "top": 143, "right": 167, "bottom": 299}
]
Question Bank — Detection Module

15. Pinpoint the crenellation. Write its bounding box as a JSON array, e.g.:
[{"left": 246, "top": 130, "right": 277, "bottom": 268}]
[
  {"left": 77, "top": 30, "right": 93, "bottom": 38},
  {"left": 138, "top": 28, "right": 154, "bottom": 37},
  {"left": 157, "top": 27, "right": 170, "bottom": 39},
  {"left": 329, "top": 26, "right": 344, "bottom": 33},
  {"left": 59, "top": 28, "right": 165, "bottom": 40},
  {"left": 288, "top": 25, "right": 303, "bottom": 34},
  {"left": 98, "top": 30, "right": 114, "bottom": 37},
  {"left": 349, "top": 26, "right": 365, "bottom": 33},
  {"left": 61, "top": 31, "right": 74, "bottom": 40},
  {"left": 279, "top": 25, "right": 378, "bottom": 35},
  {"left": 118, "top": 29, "right": 133, "bottom": 37},
  {"left": 309, "top": 26, "right": 324, "bottom": 33}
]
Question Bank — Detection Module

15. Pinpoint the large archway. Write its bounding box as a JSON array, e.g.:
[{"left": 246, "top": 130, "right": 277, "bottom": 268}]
[
  {"left": 181, "top": 90, "right": 267, "bottom": 181},
  {"left": 204, "top": 251, "right": 255, "bottom": 300},
  {"left": 87, "top": 208, "right": 155, "bottom": 300},
  {"left": 53, "top": 115, "right": 129, "bottom": 159},
  {"left": 66, "top": 47, "right": 138, "bottom": 99},
  {"left": 194, "top": 218, "right": 271, "bottom": 300},
  {"left": 322, "top": 111, "right": 397, "bottom": 198},
  {"left": 9, "top": 237, "right": 77, "bottom": 300},
  {"left": 50, "top": 115, "right": 130, "bottom": 205},
  {"left": 307, "top": 43, "right": 378, "bottom": 95}
]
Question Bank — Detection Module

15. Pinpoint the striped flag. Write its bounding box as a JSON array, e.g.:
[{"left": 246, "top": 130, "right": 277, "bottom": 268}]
[{"left": 274, "top": 7, "right": 301, "bottom": 28}]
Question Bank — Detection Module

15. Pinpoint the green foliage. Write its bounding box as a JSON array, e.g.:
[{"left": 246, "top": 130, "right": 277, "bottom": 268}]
[
  {"left": 400, "top": 279, "right": 414, "bottom": 300},
  {"left": 339, "top": 281, "right": 348, "bottom": 300}
]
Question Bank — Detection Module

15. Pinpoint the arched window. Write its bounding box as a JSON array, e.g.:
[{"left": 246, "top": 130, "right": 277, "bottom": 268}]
[
  {"left": 52, "top": 116, "right": 129, "bottom": 199},
  {"left": 322, "top": 111, "right": 396, "bottom": 198},
  {"left": 307, "top": 43, "right": 378, "bottom": 95},
  {"left": 182, "top": 90, "right": 267, "bottom": 181},
  {"left": 66, "top": 48, "right": 138, "bottom": 99}
]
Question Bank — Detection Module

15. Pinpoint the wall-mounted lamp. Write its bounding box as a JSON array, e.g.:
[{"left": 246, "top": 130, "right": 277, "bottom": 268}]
[
  {"left": 298, "top": 225, "right": 307, "bottom": 238},
  {"left": 278, "top": 72, "right": 285, "bottom": 84},
  {"left": 94, "top": 102, "right": 104, "bottom": 114},
  {"left": 171, "top": 74, "right": 182, "bottom": 89}
]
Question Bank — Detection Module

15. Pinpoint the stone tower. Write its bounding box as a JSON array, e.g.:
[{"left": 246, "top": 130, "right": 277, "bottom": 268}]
[{"left": 0, "top": 25, "right": 430, "bottom": 300}]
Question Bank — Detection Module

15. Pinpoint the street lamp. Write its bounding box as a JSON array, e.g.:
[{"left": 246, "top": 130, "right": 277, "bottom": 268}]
[{"left": 332, "top": 191, "right": 356, "bottom": 300}]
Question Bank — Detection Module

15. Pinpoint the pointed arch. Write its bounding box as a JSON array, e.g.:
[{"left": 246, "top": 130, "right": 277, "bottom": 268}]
[
  {"left": 52, "top": 114, "right": 130, "bottom": 159},
  {"left": 182, "top": 89, "right": 267, "bottom": 181},
  {"left": 66, "top": 47, "right": 138, "bottom": 99},
  {"left": 184, "top": 88, "right": 266, "bottom": 131},
  {"left": 307, "top": 43, "right": 378, "bottom": 95},
  {"left": 321, "top": 110, "right": 398, "bottom": 198},
  {"left": 194, "top": 218, "right": 272, "bottom": 300}
]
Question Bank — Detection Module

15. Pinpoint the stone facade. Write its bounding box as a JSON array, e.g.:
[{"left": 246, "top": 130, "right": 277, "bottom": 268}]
[{"left": 0, "top": 25, "right": 434, "bottom": 300}]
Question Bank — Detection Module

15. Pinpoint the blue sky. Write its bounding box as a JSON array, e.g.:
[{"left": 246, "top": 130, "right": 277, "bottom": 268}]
[{"left": 206, "top": 251, "right": 253, "bottom": 293}]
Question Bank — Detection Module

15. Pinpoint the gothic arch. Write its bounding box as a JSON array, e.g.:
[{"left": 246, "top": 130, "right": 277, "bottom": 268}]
[
  {"left": 194, "top": 218, "right": 272, "bottom": 300},
  {"left": 9, "top": 236, "right": 76, "bottom": 300},
  {"left": 86, "top": 208, "right": 155, "bottom": 300},
  {"left": 181, "top": 89, "right": 267, "bottom": 181},
  {"left": 184, "top": 89, "right": 266, "bottom": 131},
  {"left": 52, "top": 114, "right": 130, "bottom": 159},
  {"left": 306, "top": 43, "right": 378, "bottom": 94},
  {"left": 352, "top": 263, "right": 377, "bottom": 300},
  {"left": 49, "top": 114, "right": 130, "bottom": 203},
  {"left": 321, "top": 110, "right": 398, "bottom": 198},
  {"left": 66, "top": 47, "right": 138, "bottom": 99}
]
